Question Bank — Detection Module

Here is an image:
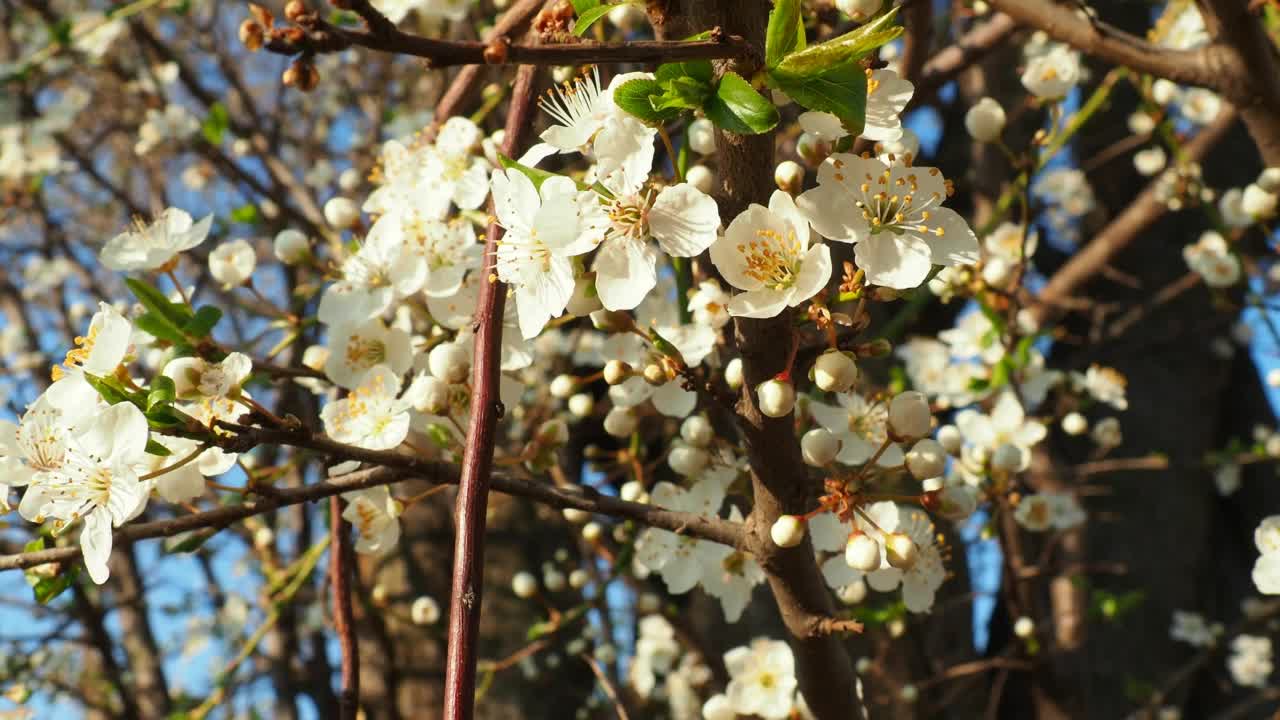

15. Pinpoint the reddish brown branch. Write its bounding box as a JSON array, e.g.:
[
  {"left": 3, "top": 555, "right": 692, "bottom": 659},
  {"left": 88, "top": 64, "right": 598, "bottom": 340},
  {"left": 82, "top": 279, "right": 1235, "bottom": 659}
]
[
  {"left": 329, "top": 497, "right": 359, "bottom": 719},
  {"left": 910, "top": 13, "right": 1019, "bottom": 105},
  {"left": 442, "top": 63, "right": 540, "bottom": 720}
]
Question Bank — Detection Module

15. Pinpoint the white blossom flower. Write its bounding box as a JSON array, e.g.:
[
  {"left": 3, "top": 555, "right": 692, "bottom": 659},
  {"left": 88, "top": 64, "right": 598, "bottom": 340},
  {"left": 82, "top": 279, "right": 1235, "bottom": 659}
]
[
  {"left": 634, "top": 474, "right": 730, "bottom": 593},
  {"left": 1227, "top": 635, "right": 1273, "bottom": 688},
  {"left": 317, "top": 212, "right": 427, "bottom": 326},
  {"left": 100, "top": 208, "right": 212, "bottom": 272},
  {"left": 723, "top": 638, "right": 798, "bottom": 719},
  {"left": 324, "top": 319, "right": 414, "bottom": 389},
  {"left": 491, "top": 169, "right": 608, "bottom": 338},
  {"left": 163, "top": 352, "right": 252, "bottom": 401},
  {"left": 527, "top": 69, "right": 657, "bottom": 177},
  {"left": 797, "top": 153, "right": 977, "bottom": 289},
  {"left": 50, "top": 302, "right": 131, "bottom": 384},
  {"left": 342, "top": 486, "right": 402, "bottom": 555},
  {"left": 687, "top": 279, "right": 732, "bottom": 329},
  {"left": 984, "top": 221, "right": 1037, "bottom": 263},
  {"left": 808, "top": 392, "right": 904, "bottom": 467},
  {"left": 1075, "top": 364, "right": 1129, "bottom": 411},
  {"left": 208, "top": 239, "right": 257, "bottom": 288},
  {"left": 1170, "top": 611, "right": 1223, "bottom": 647},
  {"left": 797, "top": 68, "right": 914, "bottom": 143},
  {"left": 710, "top": 189, "right": 832, "bottom": 317},
  {"left": 698, "top": 506, "right": 765, "bottom": 622},
  {"left": 955, "top": 391, "right": 1046, "bottom": 472},
  {"left": 18, "top": 403, "right": 150, "bottom": 584},
  {"left": 1021, "top": 44, "right": 1081, "bottom": 99},
  {"left": 322, "top": 365, "right": 420, "bottom": 450},
  {"left": 1183, "top": 230, "right": 1240, "bottom": 288}
]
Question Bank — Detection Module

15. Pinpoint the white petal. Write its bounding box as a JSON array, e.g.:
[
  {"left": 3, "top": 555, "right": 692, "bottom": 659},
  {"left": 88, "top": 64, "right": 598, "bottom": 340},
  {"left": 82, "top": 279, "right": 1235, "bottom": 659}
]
[
  {"left": 594, "top": 239, "right": 657, "bottom": 311},
  {"left": 727, "top": 288, "right": 789, "bottom": 318},
  {"left": 81, "top": 508, "right": 113, "bottom": 584},
  {"left": 649, "top": 184, "right": 720, "bottom": 257},
  {"left": 854, "top": 233, "right": 934, "bottom": 289},
  {"left": 923, "top": 207, "right": 980, "bottom": 267}
]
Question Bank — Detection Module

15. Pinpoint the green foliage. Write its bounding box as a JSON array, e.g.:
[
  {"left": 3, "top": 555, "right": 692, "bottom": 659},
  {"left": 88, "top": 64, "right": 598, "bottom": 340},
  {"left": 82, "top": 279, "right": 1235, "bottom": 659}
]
[
  {"left": 201, "top": 102, "right": 229, "bottom": 145},
  {"left": 703, "top": 72, "right": 779, "bottom": 135},
  {"left": 573, "top": 3, "right": 620, "bottom": 36},
  {"left": 229, "top": 204, "right": 259, "bottom": 225}
]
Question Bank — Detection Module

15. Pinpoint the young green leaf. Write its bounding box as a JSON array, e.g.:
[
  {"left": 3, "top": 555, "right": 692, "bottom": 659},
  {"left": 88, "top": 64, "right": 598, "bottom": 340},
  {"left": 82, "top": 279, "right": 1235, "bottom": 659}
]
[
  {"left": 570, "top": 0, "right": 601, "bottom": 12},
  {"left": 777, "top": 7, "right": 902, "bottom": 74},
  {"left": 768, "top": 61, "right": 867, "bottom": 137},
  {"left": 201, "top": 102, "right": 229, "bottom": 146},
  {"left": 126, "top": 278, "right": 193, "bottom": 329},
  {"left": 135, "top": 312, "right": 189, "bottom": 345},
  {"left": 183, "top": 305, "right": 223, "bottom": 338},
  {"left": 704, "top": 72, "right": 779, "bottom": 135},
  {"left": 83, "top": 373, "right": 137, "bottom": 406},
  {"left": 656, "top": 59, "right": 714, "bottom": 85},
  {"left": 147, "top": 375, "right": 177, "bottom": 411},
  {"left": 573, "top": 3, "right": 619, "bottom": 36},
  {"left": 498, "top": 154, "right": 588, "bottom": 193},
  {"left": 612, "top": 77, "right": 683, "bottom": 123},
  {"left": 765, "top": 0, "right": 804, "bottom": 69},
  {"left": 651, "top": 76, "right": 712, "bottom": 112},
  {"left": 229, "top": 204, "right": 259, "bottom": 225},
  {"left": 145, "top": 438, "right": 174, "bottom": 456}
]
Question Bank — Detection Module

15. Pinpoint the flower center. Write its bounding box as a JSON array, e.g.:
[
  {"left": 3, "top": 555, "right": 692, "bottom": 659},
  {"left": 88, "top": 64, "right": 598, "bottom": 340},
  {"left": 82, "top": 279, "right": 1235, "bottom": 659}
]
[
  {"left": 738, "top": 228, "right": 801, "bottom": 290},
  {"left": 346, "top": 337, "right": 387, "bottom": 370}
]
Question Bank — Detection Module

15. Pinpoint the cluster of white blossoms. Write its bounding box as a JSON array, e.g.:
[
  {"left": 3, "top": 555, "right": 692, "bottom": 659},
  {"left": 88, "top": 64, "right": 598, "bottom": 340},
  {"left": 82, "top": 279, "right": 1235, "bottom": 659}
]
[
  {"left": 1228, "top": 634, "right": 1273, "bottom": 688},
  {"left": 1252, "top": 515, "right": 1280, "bottom": 595},
  {"left": 1183, "top": 230, "right": 1241, "bottom": 288}
]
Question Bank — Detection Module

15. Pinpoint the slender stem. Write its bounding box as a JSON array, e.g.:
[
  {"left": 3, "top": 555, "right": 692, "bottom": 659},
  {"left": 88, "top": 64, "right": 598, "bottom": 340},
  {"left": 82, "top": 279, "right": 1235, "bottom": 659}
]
[
  {"left": 442, "top": 64, "right": 540, "bottom": 720},
  {"left": 330, "top": 497, "right": 359, "bottom": 719},
  {"left": 138, "top": 443, "right": 209, "bottom": 482},
  {"left": 165, "top": 267, "right": 191, "bottom": 306}
]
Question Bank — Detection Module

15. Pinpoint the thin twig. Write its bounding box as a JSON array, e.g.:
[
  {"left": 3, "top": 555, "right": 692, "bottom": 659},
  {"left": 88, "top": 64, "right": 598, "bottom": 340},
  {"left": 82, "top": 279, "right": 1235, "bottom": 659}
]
[{"left": 330, "top": 497, "right": 359, "bottom": 719}]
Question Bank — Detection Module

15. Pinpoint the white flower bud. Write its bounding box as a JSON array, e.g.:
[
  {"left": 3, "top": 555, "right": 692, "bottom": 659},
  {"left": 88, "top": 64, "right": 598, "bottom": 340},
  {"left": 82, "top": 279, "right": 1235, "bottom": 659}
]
[
  {"left": 801, "top": 427, "right": 841, "bottom": 467},
  {"left": 323, "top": 196, "right": 360, "bottom": 229},
  {"left": 770, "top": 515, "right": 806, "bottom": 548},
  {"left": 667, "top": 444, "right": 710, "bottom": 476},
  {"left": 774, "top": 160, "right": 805, "bottom": 194},
  {"left": 273, "top": 228, "right": 310, "bottom": 264},
  {"left": 813, "top": 349, "right": 859, "bottom": 393},
  {"left": 603, "top": 407, "right": 638, "bottom": 437},
  {"left": 620, "top": 480, "right": 645, "bottom": 503},
  {"left": 921, "top": 476, "right": 943, "bottom": 493},
  {"left": 413, "top": 375, "right": 450, "bottom": 414},
  {"left": 797, "top": 132, "right": 829, "bottom": 166},
  {"left": 900, "top": 684, "right": 919, "bottom": 703},
  {"left": 964, "top": 97, "right": 1006, "bottom": 142},
  {"left": 680, "top": 415, "right": 714, "bottom": 447},
  {"left": 884, "top": 532, "right": 918, "bottom": 570},
  {"left": 837, "top": 578, "right": 868, "bottom": 604},
  {"left": 937, "top": 485, "right": 978, "bottom": 520},
  {"left": 603, "top": 360, "right": 632, "bottom": 385},
  {"left": 411, "top": 596, "right": 441, "bottom": 625},
  {"left": 568, "top": 393, "right": 595, "bottom": 418},
  {"left": 1134, "top": 146, "right": 1167, "bottom": 177},
  {"left": 428, "top": 343, "right": 471, "bottom": 384},
  {"left": 1151, "top": 78, "right": 1179, "bottom": 105},
  {"left": 567, "top": 274, "right": 603, "bottom": 316},
  {"left": 1093, "top": 417, "right": 1123, "bottom": 448},
  {"left": 982, "top": 257, "right": 1013, "bottom": 287},
  {"left": 569, "top": 569, "right": 590, "bottom": 590},
  {"left": 724, "top": 358, "right": 744, "bottom": 389},
  {"left": 1242, "top": 183, "right": 1278, "bottom": 218},
  {"left": 607, "top": 3, "right": 646, "bottom": 30},
  {"left": 855, "top": 657, "right": 873, "bottom": 674},
  {"left": 1061, "top": 412, "right": 1088, "bottom": 436},
  {"left": 371, "top": 583, "right": 389, "bottom": 606},
  {"left": 1128, "top": 111, "right": 1156, "bottom": 134},
  {"left": 562, "top": 507, "right": 590, "bottom": 524},
  {"left": 1013, "top": 616, "right": 1036, "bottom": 638},
  {"left": 688, "top": 118, "right": 716, "bottom": 156},
  {"left": 1258, "top": 167, "right": 1280, "bottom": 194},
  {"left": 642, "top": 363, "right": 667, "bottom": 386},
  {"left": 512, "top": 571, "right": 537, "bottom": 598},
  {"left": 845, "top": 533, "right": 881, "bottom": 572},
  {"left": 209, "top": 239, "right": 256, "bottom": 288},
  {"left": 686, "top": 164, "right": 715, "bottom": 194},
  {"left": 991, "top": 443, "right": 1024, "bottom": 472},
  {"left": 906, "top": 438, "right": 947, "bottom": 480},
  {"left": 582, "top": 522, "right": 603, "bottom": 542},
  {"left": 836, "top": 0, "right": 883, "bottom": 19},
  {"left": 543, "top": 569, "right": 566, "bottom": 592},
  {"left": 253, "top": 526, "right": 275, "bottom": 550},
  {"left": 889, "top": 391, "right": 931, "bottom": 439},
  {"left": 936, "top": 424, "right": 963, "bottom": 454},
  {"left": 338, "top": 167, "right": 362, "bottom": 192},
  {"left": 594, "top": 643, "right": 617, "bottom": 665},
  {"left": 550, "top": 374, "right": 577, "bottom": 399},
  {"left": 756, "top": 378, "right": 796, "bottom": 418}
]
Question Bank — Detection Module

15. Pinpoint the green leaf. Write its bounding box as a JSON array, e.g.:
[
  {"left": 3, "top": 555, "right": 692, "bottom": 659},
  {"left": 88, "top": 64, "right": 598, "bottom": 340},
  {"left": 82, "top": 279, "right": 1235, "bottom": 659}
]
[
  {"left": 570, "top": 0, "right": 601, "bottom": 12},
  {"left": 648, "top": 328, "right": 686, "bottom": 366},
  {"left": 146, "top": 438, "right": 173, "bottom": 456},
  {"left": 135, "top": 312, "right": 188, "bottom": 345},
  {"left": 328, "top": 9, "right": 360, "bottom": 26},
  {"left": 126, "top": 278, "right": 193, "bottom": 329},
  {"left": 765, "top": 0, "right": 804, "bottom": 69},
  {"left": 147, "top": 376, "right": 176, "bottom": 411},
  {"left": 612, "top": 77, "right": 682, "bottom": 124},
  {"left": 704, "top": 72, "right": 779, "bottom": 135},
  {"left": 498, "top": 154, "right": 571, "bottom": 193},
  {"left": 47, "top": 19, "right": 73, "bottom": 47},
  {"left": 183, "top": 305, "right": 223, "bottom": 339},
  {"left": 201, "top": 102, "right": 229, "bottom": 146},
  {"left": 229, "top": 204, "right": 259, "bottom": 225},
  {"left": 31, "top": 571, "right": 75, "bottom": 605},
  {"left": 656, "top": 59, "right": 713, "bottom": 85},
  {"left": 768, "top": 61, "right": 867, "bottom": 136},
  {"left": 651, "top": 76, "right": 712, "bottom": 112},
  {"left": 778, "top": 8, "right": 901, "bottom": 74},
  {"left": 146, "top": 408, "right": 183, "bottom": 428},
  {"left": 573, "top": 3, "right": 619, "bottom": 36},
  {"left": 83, "top": 373, "right": 135, "bottom": 406}
]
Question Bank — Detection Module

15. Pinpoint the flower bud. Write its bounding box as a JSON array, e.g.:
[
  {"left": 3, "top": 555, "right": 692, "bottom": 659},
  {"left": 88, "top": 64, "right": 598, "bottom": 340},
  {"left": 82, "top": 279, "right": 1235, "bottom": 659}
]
[
  {"left": 905, "top": 438, "right": 947, "bottom": 480},
  {"left": 569, "top": 568, "right": 590, "bottom": 589},
  {"left": 1134, "top": 146, "right": 1167, "bottom": 177},
  {"left": 936, "top": 424, "right": 963, "bottom": 454},
  {"left": 813, "top": 349, "right": 859, "bottom": 393},
  {"left": 770, "top": 515, "right": 806, "bottom": 548},
  {"left": 512, "top": 571, "right": 537, "bottom": 598},
  {"left": 900, "top": 685, "right": 919, "bottom": 703},
  {"left": 428, "top": 342, "right": 471, "bottom": 384},
  {"left": 884, "top": 532, "right": 918, "bottom": 570},
  {"left": 568, "top": 393, "right": 595, "bottom": 418},
  {"left": 756, "top": 378, "right": 796, "bottom": 418},
  {"left": 239, "top": 19, "right": 264, "bottom": 51},
  {"left": 1013, "top": 616, "right": 1036, "bottom": 639},
  {"left": 845, "top": 532, "right": 881, "bottom": 572},
  {"left": 667, "top": 444, "right": 710, "bottom": 476},
  {"left": 282, "top": 59, "right": 319, "bottom": 91},
  {"left": 550, "top": 374, "right": 577, "bottom": 399},
  {"left": 642, "top": 363, "right": 667, "bottom": 386},
  {"left": 724, "top": 358, "right": 744, "bottom": 390},
  {"left": 797, "top": 132, "right": 829, "bottom": 166},
  {"left": 608, "top": 3, "right": 646, "bottom": 30},
  {"left": 543, "top": 569, "right": 566, "bottom": 592},
  {"left": 338, "top": 167, "right": 362, "bottom": 192},
  {"left": 991, "top": 443, "right": 1024, "bottom": 472},
  {"left": 411, "top": 596, "right": 441, "bottom": 625},
  {"left": 836, "top": 0, "right": 883, "bottom": 19},
  {"left": 964, "top": 97, "right": 1006, "bottom": 142},
  {"left": 284, "top": 0, "right": 308, "bottom": 22},
  {"left": 323, "top": 197, "right": 360, "bottom": 229},
  {"left": 603, "top": 360, "right": 632, "bottom": 385},
  {"left": 582, "top": 521, "right": 603, "bottom": 542},
  {"left": 1151, "top": 78, "right": 1179, "bottom": 105},
  {"left": 414, "top": 375, "right": 450, "bottom": 414},
  {"left": 619, "top": 480, "right": 645, "bottom": 503},
  {"left": 1242, "top": 183, "right": 1277, "bottom": 218},
  {"left": 680, "top": 415, "right": 714, "bottom": 448},
  {"left": 888, "top": 391, "right": 931, "bottom": 439},
  {"left": 1061, "top": 412, "right": 1088, "bottom": 436},
  {"left": 774, "top": 160, "right": 805, "bottom": 195},
  {"left": 603, "top": 407, "right": 637, "bottom": 437},
  {"left": 562, "top": 507, "right": 590, "bottom": 524},
  {"left": 801, "top": 427, "right": 841, "bottom": 467},
  {"left": 538, "top": 419, "right": 569, "bottom": 446},
  {"left": 688, "top": 118, "right": 716, "bottom": 156},
  {"left": 686, "top": 164, "right": 715, "bottom": 194},
  {"left": 855, "top": 657, "right": 873, "bottom": 674},
  {"left": 982, "top": 257, "right": 1013, "bottom": 287},
  {"left": 1092, "top": 417, "right": 1123, "bottom": 448},
  {"left": 1258, "top": 167, "right": 1280, "bottom": 194},
  {"left": 209, "top": 239, "right": 256, "bottom": 288},
  {"left": 273, "top": 228, "right": 310, "bottom": 264},
  {"left": 838, "top": 579, "right": 868, "bottom": 605},
  {"left": 936, "top": 485, "right": 978, "bottom": 520}
]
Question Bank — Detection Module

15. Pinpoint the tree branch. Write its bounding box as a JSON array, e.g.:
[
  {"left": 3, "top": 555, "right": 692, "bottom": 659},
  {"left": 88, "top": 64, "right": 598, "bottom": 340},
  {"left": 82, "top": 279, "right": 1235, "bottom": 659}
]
[{"left": 329, "top": 496, "right": 359, "bottom": 720}]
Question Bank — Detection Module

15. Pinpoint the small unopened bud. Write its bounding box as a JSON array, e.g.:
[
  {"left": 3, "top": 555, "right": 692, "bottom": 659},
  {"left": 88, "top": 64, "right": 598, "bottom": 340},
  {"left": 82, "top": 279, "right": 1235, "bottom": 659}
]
[
  {"left": 836, "top": 0, "right": 883, "bottom": 19},
  {"left": 512, "top": 571, "right": 538, "bottom": 598},
  {"left": 845, "top": 532, "right": 881, "bottom": 572},
  {"left": 854, "top": 339, "right": 893, "bottom": 358},
  {"left": 282, "top": 59, "right": 319, "bottom": 91},
  {"left": 801, "top": 427, "right": 841, "bottom": 467},
  {"left": 543, "top": 569, "right": 566, "bottom": 592},
  {"left": 1258, "top": 167, "right": 1280, "bottom": 194},
  {"left": 813, "top": 349, "right": 859, "bottom": 393},
  {"left": 283, "top": 0, "right": 308, "bottom": 22},
  {"left": 774, "top": 160, "right": 805, "bottom": 195},
  {"left": 239, "top": 20, "right": 265, "bottom": 51},
  {"left": 688, "top": 118, "right": 716, "bottom": 156},
  {"left": 537, "top": 419, "right": 569, "bottom": 446},
  {"left": 667, "top": 444, "right": 710, "bottom": 476},
  {"left": 680, "top": 415, "right": 714, "bottom": 448},
  {"left": 884, "top": 532, "right": 918, "bottom": 570},
  {"left": 603, "top": 407, "right": 637, "bottom": 437},
  {"left": 770, "top": 515, "right": 806, "bottom": 548},
  {"left": 905, "top": 438, "right": 947, "bottom": 480},
  {"left": 567, "top": 393, "right": 595, "bottom": 418},
  {"left": 323, "top": 196, "right": 360, "bottom": 230},
  {"left": 888, "top": 391, "right": 931, "bottom": 440},
  {"left": 273, "top": 228, "right": 310, "bottom": 264},
  {"left": 686, "top": 164, "right": 715, "bottom": 194},
  {"left": 428, "top": 343, "right": 471, "bottom": 384},
  {"left": 1242, "top": 183, "right": 1278, "bottom": 219},
  {"left": 797, "top": 132, "right": 830, "bottom": 166},
  {"left": 413, "top": 376, "right": 450, "bottom": 414},
  {"left": 603, "top": 360, "right": 632, "bottom": 386},
  {"left": 411, "top": 596, "right": 441, "bottom": 625},
  {"left": 724, "top": 358, "right": 744, "bottom": 390},
  {"left": 562, "top": 508, "right": 590, "bottom": 525},
  {"left": 582, "top": 521, "right": 603, "bottom": 542},
  {"left": 936, "top": 424, "right": 962, "bottom": 454},
  {"left": 756, "top": 378, "right": 796, "bottom": 418},
  {"left": 964, "top": 97, "right": 1006, "bottom": 143},
  {"left": 642, "top": 363, "right": 667, "bottom": 386},
  {"left": 550, "top": 374, "right": 577, "bottom": 399},
  {"left": 1061, "top": 412, "right": 1088, "bottom": 436}
]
